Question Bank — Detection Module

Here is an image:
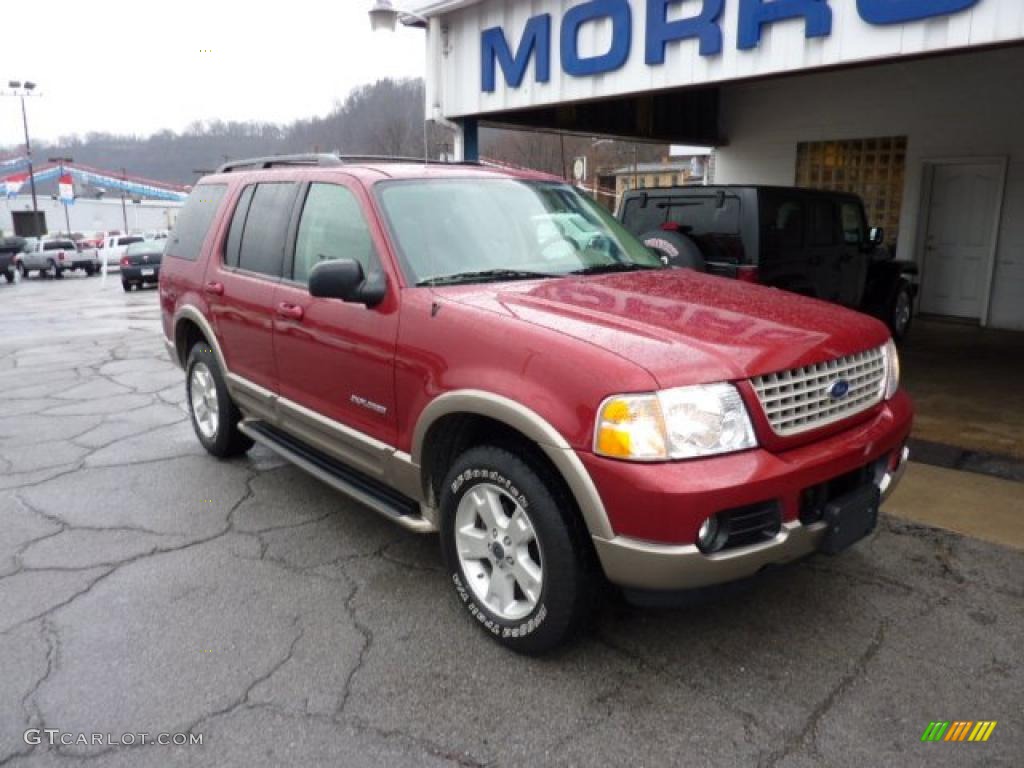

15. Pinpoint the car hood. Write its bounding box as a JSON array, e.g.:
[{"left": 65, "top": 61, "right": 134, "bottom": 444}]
[{"left": 438, "top": 271, "right": 890, "bottom": 388}]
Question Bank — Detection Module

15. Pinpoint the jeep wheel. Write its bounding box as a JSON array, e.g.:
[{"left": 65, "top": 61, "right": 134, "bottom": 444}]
[
  {"left": 888, "top": 281, "right": 914, "bottom": 341},
  {"left": 185, "top": 343, "right": 253, "bottom": 458},
  {"left": 440, "top": 445, "right": 592, "bottom": 654}
]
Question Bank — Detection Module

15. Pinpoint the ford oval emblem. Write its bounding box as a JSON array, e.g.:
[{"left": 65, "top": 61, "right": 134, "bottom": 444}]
[{"left": 828, "top": 379, "right": 851, "bottom": 400}]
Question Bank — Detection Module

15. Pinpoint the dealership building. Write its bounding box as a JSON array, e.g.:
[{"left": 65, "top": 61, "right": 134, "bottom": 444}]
[{"left": 406, "top": 0, "right": 1024, "bottom": 330}]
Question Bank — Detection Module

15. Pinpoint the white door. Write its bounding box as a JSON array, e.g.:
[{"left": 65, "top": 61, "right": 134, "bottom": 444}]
[{"left": 920, "top": 163, "right": 1002, "bottom": 320}]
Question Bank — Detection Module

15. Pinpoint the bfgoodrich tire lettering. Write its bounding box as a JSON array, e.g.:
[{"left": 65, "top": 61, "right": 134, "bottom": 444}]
[
  {"left": 440, "top": 445, "right": 593, "bottom": 654},
  {"left": 185, "top": 342, "right": 253, "bottom": 458}
]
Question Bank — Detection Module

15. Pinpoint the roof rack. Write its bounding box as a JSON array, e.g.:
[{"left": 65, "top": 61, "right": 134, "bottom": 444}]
[{"left": 215, "top": 153, "right": 480, "bottom": 174}]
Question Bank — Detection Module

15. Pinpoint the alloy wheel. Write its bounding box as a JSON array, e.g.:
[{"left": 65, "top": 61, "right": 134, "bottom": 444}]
[
  {"left": 189, "top": 362, "right": 220, "bottom": 440},
  {"left": 454, "top": 482, "right": 544, "bottom": 621}
]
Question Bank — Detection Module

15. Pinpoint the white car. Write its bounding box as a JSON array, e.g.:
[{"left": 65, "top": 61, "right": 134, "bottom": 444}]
[{"left": 98, "top": 234, "right": 145, "bottom": 272}]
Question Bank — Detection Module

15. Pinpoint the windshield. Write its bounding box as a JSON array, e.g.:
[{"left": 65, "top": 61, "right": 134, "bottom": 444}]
[{"left": 376, "top": 179, "right": 663, "bottom": 285}]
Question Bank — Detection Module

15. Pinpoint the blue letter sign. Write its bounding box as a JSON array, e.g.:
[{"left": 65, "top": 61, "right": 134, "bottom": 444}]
[
  {"left": 737, "top": 0, "right": 832, "bottom": 50},
  {"left": 481, "top": 14, "right": 552, "bottom": 92},
  {"left": 646, "top": 0, "right": 725, "bottom": 63},
  {"left": 857, "top": 0, "right": 980, "bottom": 25},
  {"left": 561, "top": 0, "right": 632, "bottom": 77}
]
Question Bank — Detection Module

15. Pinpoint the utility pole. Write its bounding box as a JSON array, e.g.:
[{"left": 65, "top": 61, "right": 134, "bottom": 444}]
[{"left": 120, "top": 168, "right": 129, "bottom": 234}]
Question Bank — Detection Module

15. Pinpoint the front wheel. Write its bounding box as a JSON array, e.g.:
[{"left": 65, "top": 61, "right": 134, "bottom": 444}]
[
  {"left": 440, "top": 445, "right": 593, "bottom": 654},
  {"left": 887, "top": 281, "right": 914, "bottom": 341},
  {"left": 121, "top": 281, "right": 132, "bottom": 292},
  {"left": 185, "top": 343, "right": 253, "bottom": 458}
]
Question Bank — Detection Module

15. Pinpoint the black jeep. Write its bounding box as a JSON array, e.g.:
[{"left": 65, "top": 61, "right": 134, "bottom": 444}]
[{"left": 618, "top": 186, "right": 918, "bottom": 339}]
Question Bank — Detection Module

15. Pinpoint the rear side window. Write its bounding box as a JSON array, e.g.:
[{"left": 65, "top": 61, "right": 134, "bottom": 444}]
[
  {"left": 237, "top": 183, "right": 297, "bottom": 278},
  {"left": 167, "top": 184, "right": 227, "bottom": 261},
  {"left": 763, "top": 195, "right": 804, "bottom": 249},
  {"left": 292, "top": 183, "right": 377, "bottom": 284}
]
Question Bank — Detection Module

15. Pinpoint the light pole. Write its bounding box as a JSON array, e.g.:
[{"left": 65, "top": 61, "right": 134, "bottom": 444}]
[
  {"left": 49, "top": 156, "right": 73, "bottom": 236},
  {"left": 4, "top": 81, "right": 41, "bottom": 235}
]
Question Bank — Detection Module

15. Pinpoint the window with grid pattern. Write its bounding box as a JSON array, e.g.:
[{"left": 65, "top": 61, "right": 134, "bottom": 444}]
[{"left": 795, "top": 136, "right": 906, "bottom": 247}]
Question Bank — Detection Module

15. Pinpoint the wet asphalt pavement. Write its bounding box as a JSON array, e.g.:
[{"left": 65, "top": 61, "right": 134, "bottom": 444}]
[{"left": 0, "top": 274, "right": 1021, "bottom": 767}]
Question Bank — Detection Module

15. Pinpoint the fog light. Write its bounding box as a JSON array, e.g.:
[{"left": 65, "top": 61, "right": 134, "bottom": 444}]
[{"left": 697, "top": 514, "right": 725, "bottom": 554}]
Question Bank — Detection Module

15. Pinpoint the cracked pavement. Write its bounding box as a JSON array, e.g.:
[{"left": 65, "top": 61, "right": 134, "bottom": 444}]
[{"left": 1, "top": 276, "right": 1021, "bottom": 767}]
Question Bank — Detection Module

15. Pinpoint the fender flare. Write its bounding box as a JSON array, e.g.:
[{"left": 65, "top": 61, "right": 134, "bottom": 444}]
[
  {"left": 412, "top": 390, "right": 614, "bottom": 540},
  {"left": 172, "top": 305, "right": 228, "bottom": 374}
]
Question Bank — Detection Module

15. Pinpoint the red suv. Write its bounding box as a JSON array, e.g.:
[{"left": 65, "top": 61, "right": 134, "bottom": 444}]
[{"left": 160, "top": 155, "right": 912, "bottom": 653}]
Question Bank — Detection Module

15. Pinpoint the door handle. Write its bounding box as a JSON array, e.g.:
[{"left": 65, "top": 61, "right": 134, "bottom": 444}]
[
  {"left": 204, "top": 281, "right": 224, "bottom": 296},
  {"left": 276, "top": 302, "right": 304, "bottom": 321}
]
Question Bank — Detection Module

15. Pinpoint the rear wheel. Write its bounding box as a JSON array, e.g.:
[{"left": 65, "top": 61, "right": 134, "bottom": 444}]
[
  {"left": 185, "top": 343, "right": 253, "bottom": 458},
  {"left": 440, "top": 445, "right": 593, "bottom": 654},
  {"left": 121, "top": 281, "right": 133, "bottom": 292},
  {"left": 17, "top": 263, "right": 27, "bottom": 278},
  {"left": 84, "top": 264, "right": 96, "bottom": 276},
  {"left": 47, "top": 259, "right": 63, "bottom": 279}
]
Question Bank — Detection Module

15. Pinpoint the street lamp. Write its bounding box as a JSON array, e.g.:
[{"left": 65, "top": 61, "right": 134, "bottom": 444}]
[
  {"left": 4, "top": 81, "right": 42, "bottom": 235},
  {"left": 48, "top": 156, "right": 74, "bottom": 236},
  {"left": 368, "top": 1, "right": 427, "bottom": 31}
]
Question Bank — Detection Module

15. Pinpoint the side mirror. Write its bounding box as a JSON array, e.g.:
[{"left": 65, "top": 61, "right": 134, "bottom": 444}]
[
  {"left": 869, "top": 227, "right": 884, "bottom": 246},
  {"left": 308, "top": 258, "right": 387, "bottom": 307}
]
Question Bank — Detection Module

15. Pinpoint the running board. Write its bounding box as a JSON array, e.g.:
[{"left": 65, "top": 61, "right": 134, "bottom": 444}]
[{"left": 239, "top": 419, "right": 436, "bottom": 533}]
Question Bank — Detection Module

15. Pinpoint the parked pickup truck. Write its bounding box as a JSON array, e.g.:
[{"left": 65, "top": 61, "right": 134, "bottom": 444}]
[
  {"left": 16, "top": 238, "right": 100, "bottom": 278},
  {"left": 618, "top": 186, "right": 919, "bottom": 339},
  {"left": 161, "top": 156, "right": 913, "bottom": 653}
]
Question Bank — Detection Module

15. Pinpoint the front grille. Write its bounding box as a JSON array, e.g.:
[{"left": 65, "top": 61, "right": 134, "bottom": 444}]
[{"left": 750, "top": 347, "right": 886, "bottom": 437}]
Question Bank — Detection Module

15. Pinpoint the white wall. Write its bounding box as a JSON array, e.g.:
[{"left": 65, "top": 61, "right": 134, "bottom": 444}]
[
  {"left": 714, "top": 45, "right": 1024, "bottom": 330},
  {"left": 0, "top": 196, "right": 181, "bottom": 237}
]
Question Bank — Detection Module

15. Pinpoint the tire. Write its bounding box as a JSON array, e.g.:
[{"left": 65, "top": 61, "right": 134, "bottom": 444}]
[
  {"left": 638, "top": 229, "right": 706, "bottom": 271},
  {"left": 3, "top": 269, "right": 13, "bottom": 284},
  {"left": 84, "top": 264, "right": 96, "bottom": 277},
  {"left": 122, "top": 281, "right": 133, "bottom": 292},
  {"left": 47, "top": 259, "right": 62, "bottom": 279},
  {"left": 17, "top": 263, "right": 27, "bottom": 279},
  {"left": 185, "top": 342, "right": 253, "bottom": 458},
  {"left": 439, "top": 445, "right": 594, "bottom": 654},
  {"left": 887, "top": 280, "right": 914, "bottom": 341}
]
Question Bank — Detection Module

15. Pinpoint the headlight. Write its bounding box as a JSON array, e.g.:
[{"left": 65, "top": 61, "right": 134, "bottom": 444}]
[
  {"left": 881, "top": 339, "right": 900, "bottom": 400},
  {"left": 594, "top": 383, "right": 757, "bottom": 461}
]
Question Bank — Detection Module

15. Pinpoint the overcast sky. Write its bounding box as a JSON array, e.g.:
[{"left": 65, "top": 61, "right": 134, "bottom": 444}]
[{"left": 1, "top": 0, "right": 426, "bottom": 147}]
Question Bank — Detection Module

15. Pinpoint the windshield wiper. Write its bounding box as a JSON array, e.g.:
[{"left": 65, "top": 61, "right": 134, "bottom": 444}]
[
  {"left": 568, "top": 263, "right": 661, "bottom": 276},
  {"left": 416, "top": 268, "right": 555, "bottom": 287}
]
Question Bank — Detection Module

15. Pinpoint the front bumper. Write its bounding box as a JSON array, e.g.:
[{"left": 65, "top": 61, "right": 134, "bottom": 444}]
[{"left": 587, "top": 392, "right": 913, "bottom": 591}]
